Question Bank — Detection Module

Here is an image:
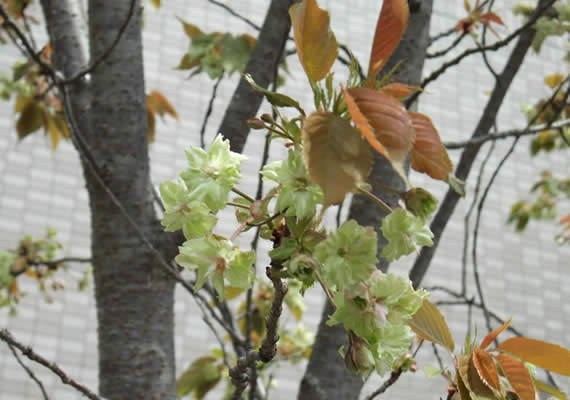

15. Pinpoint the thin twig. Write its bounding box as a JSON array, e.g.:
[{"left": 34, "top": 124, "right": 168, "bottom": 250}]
[
  {"left": 445, "top": 118, "right": 570, "bottom": 149},
  {"left": 7, "top": 343, "right": 50, "bottom": 400},
  {"left": 365, "top": 369, "right": 403, "bottom": 400},
  {"left": 200, "top": 75, "right": 223, "bottom": 149},
  {"left": 426, "top": 32, "right": 468, "bottom": 59},
  {"left": 0, "top": 329, "right": 101, "bottom": 400},
  {"left": 407, "top": 0, "right": 557, "bottom": 106}
]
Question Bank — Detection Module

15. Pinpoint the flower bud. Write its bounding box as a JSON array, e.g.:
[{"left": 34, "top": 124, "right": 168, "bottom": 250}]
[
  {"left": 403, "top": 188, "right": 438, "bottom": 221},
  {"left": 344, "top": 334, "right": 373, "bottom": 374},
  {"left": 247, "top": 118, "right": 265, "bottom": 130}
]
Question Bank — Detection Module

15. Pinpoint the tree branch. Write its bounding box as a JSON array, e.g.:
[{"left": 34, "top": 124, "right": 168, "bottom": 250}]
[
  {"left": 445, "top": 118, "right": 570, "bottom": 149},
  {"left": 407, "top": 0, "right": 556, "bottom": 107},
  {"left": 365, "top": 369, "right": 403, "bottom": 400},
  {"left": 7, "top": 343, "right": 50, "bottom": 400},
  {"left": 218, "top": 0, "right": 298, "bottom": 153},
  {"left": 0, "top": 329, "right": 101, "bottom": 400},
  {"left": 408, "top": 0, "right": 554, "bottom": 289},
  {"left": 229, "top": 266, "right": 288, "bottom": 400}
]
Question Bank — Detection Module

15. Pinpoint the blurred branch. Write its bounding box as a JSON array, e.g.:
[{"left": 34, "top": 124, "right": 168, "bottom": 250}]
[
  {"left": 445, "top": 118, "right": 570, "bottom": 149},
  {"left": 426, "top": 32, "right": 467, "bottom": 58},
  {"left": 0, "top": 329, "right": 101, "bottom": 400}
]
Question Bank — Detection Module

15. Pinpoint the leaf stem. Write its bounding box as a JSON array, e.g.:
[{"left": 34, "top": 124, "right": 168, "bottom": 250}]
[
  {"left": 357, "top": 188, "right": 393, "bottom": 213},
  {"left": 227, "top": 201, "right": 251, "bottom": 210},
  {"left": 314, "top": 270, "right": 336, "bottom": 309},
  {"left": 232, "top": 188, "right": 255, "bottom": 203}
]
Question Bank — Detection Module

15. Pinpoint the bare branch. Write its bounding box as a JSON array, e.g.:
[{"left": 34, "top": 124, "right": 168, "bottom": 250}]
[
  {"left": 408, "top": 0, "right": 555, "bottom": 289},
  {"left": 365, "top": 369, "right": 403, "bottom": 400},
  {"left": 0, "top": 329, "right": 101, "bottom": 400},
  {"left": 7, "top": 343, "right": 50, "bottom": 400},
  {"left": 445, "top": 119, "right": 570, "bottom": 149},
  {"left": 426, "top": 32, "right": 467, "bottom": 58},
  {"left": 407, "top": 0, "right": 557, "bottom": 106},
  {"left": 199, "top": 76, "right": 223, "bottom": 149}
]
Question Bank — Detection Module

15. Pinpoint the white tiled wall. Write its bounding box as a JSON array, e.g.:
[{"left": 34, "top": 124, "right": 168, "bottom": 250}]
[{"left": 1, "top": 0, "right": 568, "bottom": 399}]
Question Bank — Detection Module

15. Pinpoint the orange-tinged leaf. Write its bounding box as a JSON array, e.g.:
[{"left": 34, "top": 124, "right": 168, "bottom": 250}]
[
  {"left": 495, "top": 354, "right": 536, "bottom": 400},
  {"left": 479, "top": 317, "right": 512, "bottom": 350},
  {"left": 240, "top": 33, "right": 257, "bottom": 50},
  {"left": 367, "top": 0, "right": 409, "bottom": 83},
  {"left": 408, "top": 299, "right": 455, "bottom": 352},
  {"left": 409, "top": 111, "right": 452, "bottom": 181},
  {"left": 380, "top": 82, "right": 422, "bottom": 99},
  {"left": 147, "top": 90, "right": 178, "bottom": 120},
  {"left": 343, "top": 87, "right": 414, "bottom": 178},
  {"left": 544, "top": 73, "right": 564, "bottom": 89},
  {"left": 177, "top": 17, "right": 203, "bottom": 39},
  {"left": 53, "top": 114, "right": 71, "bottom": 139},
  {"left": 289, "top": 0, "right": 338, "bottom": 82},
  {"left": 533, "top": 377, "right": 568, "bottom": 400},
  {"left": 13, "top": 94, "right": 31, "bottom": 114},
  {"left": 472, "top": 349, "right": 501, "bottom": 392},
  {"left": 457, "top": 354, "right": 495, "bottom": 400},
  {"left": 302, "top": 111, "right": 373, "bottom": 207},
  {"left": 16, "top": 101, "right": 44, "bottom": 139},
  {"left": 497, "top": 337, "right": 570, "bottom": 376},
  {"left": 480, "top": 11, "right": 504, "bottom": 26},
  {"left": 151, "top": 0, "right": 161, "bottom": 8}
]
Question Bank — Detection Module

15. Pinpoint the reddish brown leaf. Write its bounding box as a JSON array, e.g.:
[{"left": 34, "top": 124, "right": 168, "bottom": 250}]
[
  {"left": 380, "top": 82, "right": 422, "bottom": 99},
  {"left": 456, "top": 17, "right": 475, "bottom": 33},
  {"left": 480, "top": 11, "right": 504, "bottom": 26},
  {"left": 479, "top": 317, "right": 512, "bottom": 350},
  {"left": 343, "top": 87, "right": 414, "bottom": 178},
  {"left": 498, "top": 337, "right": 570, "bottom": 376},
  {"left": 472, "top": 349, "right": 501, "bottom": 392},
  {"left": 457, "top": 354, "right": 495, "bottom": 400},
  {"left": 147, "top": 90, "right": 179, "bottom": 120},
  {"left": 367, "top": 0, "right": 409, "bottom": 83},
  {"left": 302, "top": 111, "right": 372, "bottom": 206},
  {"left": 289, "top": 0, "right": 338, "bottom": 82},
  {"left": 409, "top": 112, "right": 452, "bottom": 181},
  {"left": 495, "top": 354, "right": 536, "bottom": 400}
]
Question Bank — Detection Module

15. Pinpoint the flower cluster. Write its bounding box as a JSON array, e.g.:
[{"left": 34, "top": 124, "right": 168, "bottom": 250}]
[
  {"left": 261, "top": 149, "right": 323, "bottom": 220},
  {"left": 160, "top": 135, "right": 254, "bottom": 299}
]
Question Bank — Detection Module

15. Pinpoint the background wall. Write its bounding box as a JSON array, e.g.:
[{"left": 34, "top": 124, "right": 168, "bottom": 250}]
[{"left": 0, "top": 0, "right": 568, "bottom": 399}]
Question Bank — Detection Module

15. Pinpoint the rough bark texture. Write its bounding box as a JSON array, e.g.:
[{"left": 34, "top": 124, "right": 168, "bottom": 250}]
[
  {"left": 297, "top": 2, "right": 433, "bottom": 399},
  {"left": 408, "top": 0, "right": 552, "bottom": 289},
  {"left": 45, "top": 1, "right": 178, "bottom": 398},
  {"left": 218, "top": 0, "right": 299, "bottom": 153}
]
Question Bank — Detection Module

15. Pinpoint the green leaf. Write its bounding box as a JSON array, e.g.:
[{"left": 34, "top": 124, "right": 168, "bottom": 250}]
[
  {"left": 380, "top": 208, "right": 434, "bottom": 262},
  {"left": 244, "top": 74, "right": 304, "bottom": 112},
  {"left": 403, "top": 188, "right": 438, "bottom": 221},
  {"left": 302, "top": 111, "right": 373, "bottom": 207},
  {"left": 284, "top": 279, "right": 306, "bottom": 320},
  {"left": 269, "top": 239, "right": 298, "bottom": 261},
  {"left": 408, "top": 298, "right": 455, "bottom": 352},
  {"left": 533, "top": 377, "right": 568, "bottom": 400},
  {"left": 422, "top": 365, "right": 443, "bottom": 377},
  {"left": 177, "top": 355, "right": 223, "bottom": 398},
  {"left": 177, "top": 17, "right": 203, "bottom": 39}
]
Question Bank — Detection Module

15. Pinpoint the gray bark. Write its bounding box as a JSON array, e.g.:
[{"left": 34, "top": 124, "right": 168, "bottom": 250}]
[
  {"left": 408, "top": 0, "right": 554, "bottom": 289},
  {"left": 297, "top": 1, "right": 433, "bottom": 399},
  {"left": 218, "top": 0, "right": 299, "bottom": 153},
  {"left": 43, "top": 0, "right": 177, "bottom": 398}
]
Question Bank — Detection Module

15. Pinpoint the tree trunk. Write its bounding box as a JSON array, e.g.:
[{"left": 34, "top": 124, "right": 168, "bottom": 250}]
[
  {"left": 297, "top": 2, "right": 433, "bottom": 399},
  {"left": 43, "top": 0, "right": 177, "bottom": 398}
]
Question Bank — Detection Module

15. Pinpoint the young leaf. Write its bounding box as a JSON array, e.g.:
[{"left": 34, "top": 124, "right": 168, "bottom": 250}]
[
  {"left": 472, "top": 349, "right": 501, "bottom": 392},
  {"left": 456, "top": 366, "right": 471, "bottom": 400},
  {"left": 289, "top": 0, "right": 338, "bottom": 82},
  {"left": 409, "top": 111, "right": 453, "bottom": 181},
  {"left": 343, "top": 87, "right": 414, "bottom": 179},
  {"left": 532, "top": 377, "right": 569, "bottom": 400},
  {"left": 302, "top": 111, "right": 373, "bottom": 206},
  {"left": 177, "top": 17, "right": 203, "bottom": 39},
  {"left": 16, "top": 101, "right": 43, "bottom": 139},
  {"left": 147, "top": 90, "right": 179, "bottom": 120},
  {"left": 544, "top": 73, "right": 564, "bottom": 89},
  {"left": 408, "top": 298, "right": 455, "bottom": 352},
  {"left": 243, "top": 74, "right": 303, "bottom": 111},
  {"left": 380, "top": 208, "right": 433, "bottom": 262},
  {"left": 177, "top": 355, "right": 223, "bottom": 398},
  {"left": 497, "top": 337, "right": 570, "bottom": 376},
  {"left": 367, "top": 0, "right": 409, "bottom": 83},
  {"left": 479, "top": 317, "right": 511, "bottom": 349},
  {"left": 495, "top": 354, "right": 536, "bottom": 400},
  {"left": 457, "top": 354, "right": 495, "bottom": 400},
  {"left": 381, "top": 82, "right": 422, "bottom": 99},
  {"left": 42, "top": 111, "right": 60, "bottom": 150}
]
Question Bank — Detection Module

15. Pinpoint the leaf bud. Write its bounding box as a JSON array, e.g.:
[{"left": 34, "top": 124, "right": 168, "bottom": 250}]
[{"left": 403, "top": 188, "right": 438, "bottom": 221}]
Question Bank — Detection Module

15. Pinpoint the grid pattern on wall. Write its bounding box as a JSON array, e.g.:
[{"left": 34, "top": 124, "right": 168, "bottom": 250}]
[{"left": 0, "top": 0, "right": 569, "bottom": 399}]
